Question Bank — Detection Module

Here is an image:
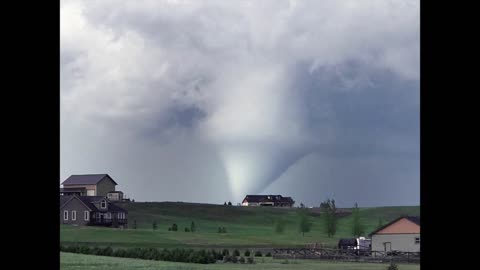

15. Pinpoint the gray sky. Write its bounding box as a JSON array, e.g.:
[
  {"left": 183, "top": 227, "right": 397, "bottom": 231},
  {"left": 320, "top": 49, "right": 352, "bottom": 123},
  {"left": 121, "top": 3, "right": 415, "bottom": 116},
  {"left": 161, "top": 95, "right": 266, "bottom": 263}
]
[{"left": 60, "top": 0, "right": 419, "bottom": 207}]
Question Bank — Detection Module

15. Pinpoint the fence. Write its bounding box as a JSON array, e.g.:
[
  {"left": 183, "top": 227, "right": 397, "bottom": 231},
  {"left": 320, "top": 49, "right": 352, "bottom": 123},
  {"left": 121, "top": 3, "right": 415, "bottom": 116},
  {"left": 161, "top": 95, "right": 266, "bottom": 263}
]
[{"left": 272, "top": 247, "right": 420, "bottom": 264}]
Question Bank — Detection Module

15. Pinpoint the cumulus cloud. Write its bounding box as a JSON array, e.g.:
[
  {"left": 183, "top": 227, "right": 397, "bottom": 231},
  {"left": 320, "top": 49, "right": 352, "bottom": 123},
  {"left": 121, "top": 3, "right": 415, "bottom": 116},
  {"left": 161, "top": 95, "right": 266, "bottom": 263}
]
[{"left": 61, "top": 0, "right": 419, "bottom": 205}]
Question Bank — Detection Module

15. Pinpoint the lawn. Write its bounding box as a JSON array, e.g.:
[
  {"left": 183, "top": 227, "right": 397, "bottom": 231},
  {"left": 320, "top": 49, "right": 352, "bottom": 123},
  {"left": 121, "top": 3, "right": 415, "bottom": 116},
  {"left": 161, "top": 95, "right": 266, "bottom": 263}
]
[
  {"left": 61, "top": 252, "right": 420, "bottom": 270},
  {"left": 60, "top": 203, "right": 419, "bottom": 249}
]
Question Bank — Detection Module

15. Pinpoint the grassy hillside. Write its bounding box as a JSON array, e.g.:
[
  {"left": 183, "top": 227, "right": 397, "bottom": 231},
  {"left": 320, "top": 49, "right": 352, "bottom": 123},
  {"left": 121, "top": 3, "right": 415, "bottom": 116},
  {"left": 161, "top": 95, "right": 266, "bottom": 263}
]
[
  {"left": 61, "top": 252, "right": 420, "bottom": 270},
  {"left": 60, "top": 202, "right": 419, "bottom": 249}
]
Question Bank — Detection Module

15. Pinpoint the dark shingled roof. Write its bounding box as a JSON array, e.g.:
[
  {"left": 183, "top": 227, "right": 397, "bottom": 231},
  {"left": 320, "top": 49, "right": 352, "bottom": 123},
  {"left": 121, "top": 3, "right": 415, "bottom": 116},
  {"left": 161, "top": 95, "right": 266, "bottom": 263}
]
[
  {"left": 60, "top": 196, "right": 71, "bottom": 207},
  {"left": 61, "top": 174, "right": 118, "bottom": 186},
  {"left": 369, "top": 215, "right": 420, "bottom": 236},
  {"left": 243, "top": 195, "right": 294, "bottom": 203},
  {"left": 59, "top": 195, "right": 127, "bottom": 213}
]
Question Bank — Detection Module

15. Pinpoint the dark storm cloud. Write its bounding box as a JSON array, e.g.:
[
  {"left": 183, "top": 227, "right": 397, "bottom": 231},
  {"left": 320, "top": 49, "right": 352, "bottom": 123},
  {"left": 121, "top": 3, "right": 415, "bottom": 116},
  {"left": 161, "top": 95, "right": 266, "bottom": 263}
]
[{"left": 61, "top": 0, "right": 419, "bottom": 206}]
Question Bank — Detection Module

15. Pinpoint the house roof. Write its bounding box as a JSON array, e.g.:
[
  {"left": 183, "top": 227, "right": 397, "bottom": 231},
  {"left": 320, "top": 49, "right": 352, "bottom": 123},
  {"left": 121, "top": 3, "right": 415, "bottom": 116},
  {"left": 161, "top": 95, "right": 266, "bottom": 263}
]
[
  {"left": 59, "top": 195, "right": 127, "bottom": 213},
  {"left": 61, "top": 174, "right": 118, "bottom": 186},
  {"left": 243, "top": 195, "right": 294, "bottom": 203},
  {"left": 107, "top": 191, "right": 124, "bottom": 194},
  {"left": 369, "top": 216, "right": 420, "bottom": 236},
  {"left": 60, "top": 188, "right": 86, "bottom": 193}
]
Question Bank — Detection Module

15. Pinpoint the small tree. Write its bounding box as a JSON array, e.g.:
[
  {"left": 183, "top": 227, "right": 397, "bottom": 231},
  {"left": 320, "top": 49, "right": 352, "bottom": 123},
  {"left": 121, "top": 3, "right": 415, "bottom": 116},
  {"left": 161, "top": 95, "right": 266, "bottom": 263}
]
[
  {"left": 244, "top": 250, "right": 251, "bottom": 256},
  {"left": 228, "top": 201, "right": 232, "bottom": 206},
  {"left": 274, "top": 219, "right": 286, "bottom": 234},
  {"left": 351, "top": 203, "right": 364, "bottom": 237},
  {"left": 152, "top": 220, "right": 157, "bottom": 230},
  {"left": 239, "top": 256, "right": 245, "bottom": 264},
  {"left": 172, "top": 223, "right": 178, "bottom": 231},
  {"left": 298, "top": 210, "right": 311, "bottom": 237},
  {"left": 133, "top": 220, "right": 137, "bottom": 229},
  {"left": 190, "top": 221, "right": 196, "bottom": 232},
  {"left": 233, "top": 249, "right": 240, "bottom": 256},
  {"left": 387, "top": 262, "right": 399, "bottom": 270},
  {"left": 322, "top": 198, "right": 337, "bottom": 237},
  {"left": 300, "top": 203, "right": 305, "bottom": 208},
  {"left": 224, "top": 202, "right": 227, "bottom": 206},
  {"left": 378, "top": 218, "right": 384, "bottom": 228}
]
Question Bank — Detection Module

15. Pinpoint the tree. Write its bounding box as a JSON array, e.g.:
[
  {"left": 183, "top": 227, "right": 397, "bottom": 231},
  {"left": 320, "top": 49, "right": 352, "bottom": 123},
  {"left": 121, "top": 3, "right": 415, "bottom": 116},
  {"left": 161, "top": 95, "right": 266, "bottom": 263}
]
[
  {"left": 152, "top": 220, "right": 157, "bottom": 230},
  {"left": 190, "top": 221, "right": 196, "bottom": 232},
  {"left": 274, "top": 219, "right": 286, "bottom": 234},
  {"left": 322, "top": 198, "right": 337, "bottom": 237},
  {"left": 351, "top": 203, "right": 364, "bottom": 237},
  {"left": 172, "top": 223, "right": 178, "bottom": 231},
  {"left": 378, "top": 218, "right": 384, "bottom": 228},
  {"left": 228, "top": 201, "right": 232, "bottom": 206},
  {"left": 300, "top": 203, "right": 305, "bottom": 208},
  {"left": 298, "top": 210, "right": 312, "bottom": 237},
  {"left": 224, "top": 202, "right": 227, "bottom": 206}
]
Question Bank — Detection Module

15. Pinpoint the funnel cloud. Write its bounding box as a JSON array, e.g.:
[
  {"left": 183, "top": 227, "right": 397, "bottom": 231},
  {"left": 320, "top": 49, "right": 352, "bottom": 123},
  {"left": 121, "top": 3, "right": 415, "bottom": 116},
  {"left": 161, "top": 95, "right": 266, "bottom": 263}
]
[{"left": 61, "top": 0, "right": 419, "bottom": 207}]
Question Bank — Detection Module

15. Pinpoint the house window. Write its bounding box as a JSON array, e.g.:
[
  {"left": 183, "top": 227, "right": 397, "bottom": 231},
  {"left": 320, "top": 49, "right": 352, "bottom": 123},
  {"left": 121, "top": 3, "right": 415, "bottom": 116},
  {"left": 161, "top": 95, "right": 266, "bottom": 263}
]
[
  {"left": 101, "top": 200, "right": 107, "bottom": 209},
  {"left": 415, "top": 237, "right": 420, "bottom": 244},
  {"left": 71, "top": 211, "right": 76, "bottom": 221},
  {"left": 64, "top": 210, "right": 68, "bottom": 220},
  {"left": 106, "top": 213, "right": 111, "bottom": 219},
  {"left": 84, "top": 211, "right": 89, "bottom": 221}
]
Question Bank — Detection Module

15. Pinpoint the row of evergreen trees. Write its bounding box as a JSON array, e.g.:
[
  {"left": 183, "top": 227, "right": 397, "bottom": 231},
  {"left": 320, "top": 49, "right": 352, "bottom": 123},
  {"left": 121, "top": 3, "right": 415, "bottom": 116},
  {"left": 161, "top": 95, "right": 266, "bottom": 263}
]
[{"left": 288, "top": 199, "right": 369, "bottom": 238}]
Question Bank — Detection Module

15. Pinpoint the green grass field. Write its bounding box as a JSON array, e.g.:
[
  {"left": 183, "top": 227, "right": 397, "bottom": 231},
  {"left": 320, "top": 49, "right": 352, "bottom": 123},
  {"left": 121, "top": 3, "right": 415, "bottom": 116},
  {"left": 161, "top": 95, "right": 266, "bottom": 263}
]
[
  {"left": 61, "top": 252, "right": 420, "bottom": 270},
  {"left": 60, "top": 202, "right": 419, "bottom": 249}
]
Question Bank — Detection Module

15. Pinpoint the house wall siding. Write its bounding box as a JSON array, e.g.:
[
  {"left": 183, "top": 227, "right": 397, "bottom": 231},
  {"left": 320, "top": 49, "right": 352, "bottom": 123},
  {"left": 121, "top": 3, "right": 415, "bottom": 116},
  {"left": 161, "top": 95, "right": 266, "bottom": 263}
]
[
  {"left": 96, "top": 177, "right": 116, "bottom": 197},
  {"left": 60, "top": 197, "right": 90, "bottom": 226},
  {"left": 371, "top": 233, "right": 420, "bottom": 252},
  {"left": 62, "top": 184, "right": 97, "bottom": 195}
]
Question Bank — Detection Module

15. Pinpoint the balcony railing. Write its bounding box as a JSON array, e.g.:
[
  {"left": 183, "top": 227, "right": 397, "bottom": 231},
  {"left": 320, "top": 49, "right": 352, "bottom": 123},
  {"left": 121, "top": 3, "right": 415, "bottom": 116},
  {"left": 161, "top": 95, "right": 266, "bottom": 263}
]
[{"left": 89, "top": 218, "right": 128, "bottom": 226}]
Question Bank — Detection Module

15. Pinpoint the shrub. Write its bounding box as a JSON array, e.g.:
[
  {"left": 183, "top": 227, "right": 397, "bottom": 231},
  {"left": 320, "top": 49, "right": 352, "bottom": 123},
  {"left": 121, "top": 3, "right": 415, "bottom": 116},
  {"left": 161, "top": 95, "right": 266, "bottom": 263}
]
[
  {"left": 91, "top": 247, "right": 103, "bottom": 256},
  {"left": 254, "top": 250, "right": 262, "bottom": 257},
  {"left": 266, "top": 252, "right": 272, "bottom": 257},
  {"left": 222, "top": 249, "right": 229, "bottom": 256},
  {"left": 247, "top": 257, "right": 254, "bottom": 264},
  {"left": 222, "top": 227, "right": 227, "bottom": 233},
  {"left": 387, "top": 262, "right": 399, "bottom": 270},
  {"left": 239, "top": 256, "right": 245, "bottom": 264},
  {"left": 172, "top": 224, "right": 178, "bottom": 231},
  {"left": 231, "top": 255, "right": 238, "bottom": 263},
  {"left": 233, "top": 249, "right": 240, "bottom": 256},
  {"left": 190, "top": 221, "right": 196, "bottom": 232},
  {"left": 244, "top": 250, "right": 251, "bottom": 256},
  {"left": 113, "top": 249, "right": 127, "bottom": 257},
  {"left": 79, "top": 246, "right": 91, "bottom": 254},
  {"left": 102, "top": 246, "right": 113, "bottom": 256},
  {"left": 223, "top": 255, "right": 232, "bottom": 263},
  {"left": 153, "top": 221, "right": 157, "bottom": 230},
  {"left": 185, "top": 227, "right": 190, "bottom": 232},
  {"left": 168, "top": 227, "right": 172, "bottom": 231}
]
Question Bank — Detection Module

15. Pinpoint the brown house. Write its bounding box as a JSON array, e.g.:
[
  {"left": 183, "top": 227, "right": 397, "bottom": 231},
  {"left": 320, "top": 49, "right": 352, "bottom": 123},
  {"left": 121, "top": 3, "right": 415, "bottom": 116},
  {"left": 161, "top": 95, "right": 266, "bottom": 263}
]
[
  {"left": 60, "top": 195, "right": 128, "bottom": 228},
  {"left": 60, "top": 174, "right": 118, "bottom": 197}
]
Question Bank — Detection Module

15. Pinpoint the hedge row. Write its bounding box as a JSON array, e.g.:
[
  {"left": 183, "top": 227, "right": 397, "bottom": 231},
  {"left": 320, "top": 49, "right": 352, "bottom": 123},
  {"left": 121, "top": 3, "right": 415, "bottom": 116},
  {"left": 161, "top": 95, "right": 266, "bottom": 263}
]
[{"left": 60, "top": 245, "right": 219, "bottom": 264}]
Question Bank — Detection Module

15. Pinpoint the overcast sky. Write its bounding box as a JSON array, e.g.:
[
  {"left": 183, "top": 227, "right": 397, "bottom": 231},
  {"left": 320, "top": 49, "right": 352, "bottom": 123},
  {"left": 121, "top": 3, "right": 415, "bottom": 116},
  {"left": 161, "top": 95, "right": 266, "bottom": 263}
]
[{"left": 60, "top": 0, "right": 419, "bottom": 207}]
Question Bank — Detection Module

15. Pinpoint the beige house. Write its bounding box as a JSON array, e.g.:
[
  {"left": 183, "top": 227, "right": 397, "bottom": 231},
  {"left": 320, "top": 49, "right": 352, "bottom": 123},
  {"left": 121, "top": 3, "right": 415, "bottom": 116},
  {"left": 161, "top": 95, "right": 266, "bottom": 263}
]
[
  {"left": 60, "top": 174, "right": 118, "bottom": 197},
  {"left": 369, "top": 216, "right": 420, "bottom": 253},
  {"left": 107, "top": 191, "right": 124, "bottom": 201}
]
